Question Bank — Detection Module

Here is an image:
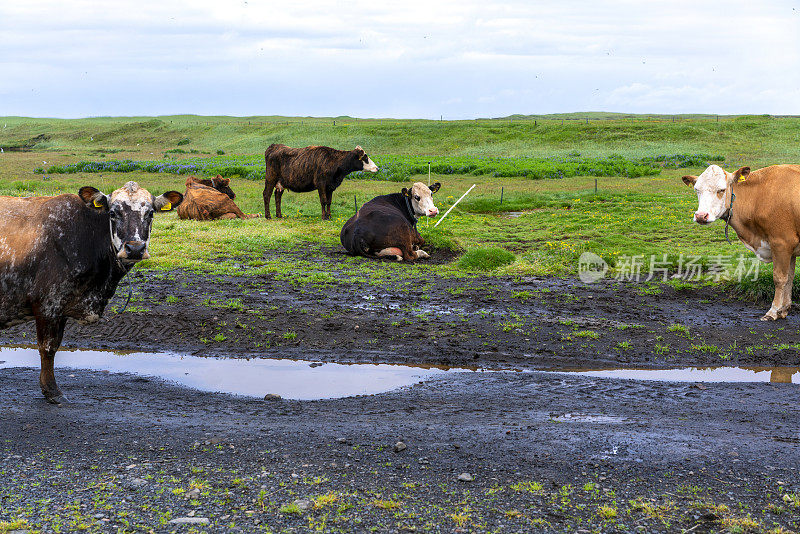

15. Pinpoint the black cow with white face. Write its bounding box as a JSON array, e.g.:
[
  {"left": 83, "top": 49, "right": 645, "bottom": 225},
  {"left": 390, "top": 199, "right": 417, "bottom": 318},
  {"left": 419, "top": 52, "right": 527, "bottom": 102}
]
[
  {"left": 0, "top": 181, "right": 182, "bottom": 403},
  {"left": 340, "top": 182, "right": 441, "bottom": 262}
]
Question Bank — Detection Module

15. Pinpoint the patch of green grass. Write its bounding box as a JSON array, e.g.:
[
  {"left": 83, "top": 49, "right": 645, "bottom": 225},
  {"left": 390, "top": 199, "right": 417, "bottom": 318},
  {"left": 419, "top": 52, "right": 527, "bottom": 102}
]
[
  {"left": 573, "top": 329, "right": 600, "bottom": 339},
  {"left": 279, "top": 503, "right": 302, "bottom": 515},
  {"left": 597, "top": 504, "right": 617, "bottom": 520},
  {"left": 458, "top": 247, "right": 515, "bottom": 271},
  {"left": 668, "top": 323, "right": 691, "bottom": 337},
  {"left": 510, "top": 480, "right": 543, "bottom": 493}
]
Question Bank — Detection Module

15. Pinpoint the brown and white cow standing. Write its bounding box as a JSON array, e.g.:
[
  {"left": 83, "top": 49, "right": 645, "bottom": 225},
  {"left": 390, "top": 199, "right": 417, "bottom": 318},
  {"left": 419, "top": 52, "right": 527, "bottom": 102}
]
[
  {"left": 177, "top": 175, "right": 259, "bottom": 220},
  {"left": 264, "top": 144, "right": 378, "bottom": 220},
  {"left": 0, "top": 181, "right": 182, "bottom": 403},
  {"left": 340, "top": 182, "right": 440, "bottom": 261},
  {"left": 683, "top": 164, "right": 800, "bottom": 320}
]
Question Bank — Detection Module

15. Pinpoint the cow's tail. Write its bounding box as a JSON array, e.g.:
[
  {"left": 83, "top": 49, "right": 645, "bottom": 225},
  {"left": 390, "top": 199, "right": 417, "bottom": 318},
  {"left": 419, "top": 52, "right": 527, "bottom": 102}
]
[
  {"left": 355, "top": 236, "right": 374, "bottom": 257},
  {"left": 346, "top": 227, "right": 374, "bottom": 257}
]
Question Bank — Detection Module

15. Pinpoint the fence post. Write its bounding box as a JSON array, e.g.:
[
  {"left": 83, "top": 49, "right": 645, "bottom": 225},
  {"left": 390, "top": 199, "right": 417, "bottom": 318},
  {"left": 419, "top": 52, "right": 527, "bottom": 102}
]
[
  {"left": 500, "top": 186, "right": 504, "bottom": 204},
  {"left": 354, "top": 195, "right": 357, "bottom": 214}
]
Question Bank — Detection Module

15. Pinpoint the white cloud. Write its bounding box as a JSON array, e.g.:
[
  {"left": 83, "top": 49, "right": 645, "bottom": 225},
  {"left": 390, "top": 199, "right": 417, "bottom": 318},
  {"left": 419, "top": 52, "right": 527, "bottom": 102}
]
[{"left": 0, "top": 0, "right": 799, "bottom": 117}]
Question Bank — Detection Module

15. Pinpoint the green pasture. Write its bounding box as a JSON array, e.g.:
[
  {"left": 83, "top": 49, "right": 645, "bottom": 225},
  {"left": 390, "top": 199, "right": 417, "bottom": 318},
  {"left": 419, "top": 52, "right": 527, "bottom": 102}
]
[{"left": 1, "top": 114, "right": 798, "bottom": 299}]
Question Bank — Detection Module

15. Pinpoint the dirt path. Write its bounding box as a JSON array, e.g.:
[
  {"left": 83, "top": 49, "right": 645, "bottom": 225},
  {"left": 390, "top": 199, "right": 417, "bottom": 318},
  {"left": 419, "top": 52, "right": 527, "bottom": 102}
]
[
  {"left": 2, "top": 267, "right": 800, "bottom": 532},
  {"left": 2, "top": 362, "right": 799, "bottom": 532}
]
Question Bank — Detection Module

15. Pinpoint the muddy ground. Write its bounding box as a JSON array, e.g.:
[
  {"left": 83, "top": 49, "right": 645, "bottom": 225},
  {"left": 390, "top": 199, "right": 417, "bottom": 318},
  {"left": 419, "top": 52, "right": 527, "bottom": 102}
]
[{"left": 1, "top": 253, "right": 800, "bottom": 532}]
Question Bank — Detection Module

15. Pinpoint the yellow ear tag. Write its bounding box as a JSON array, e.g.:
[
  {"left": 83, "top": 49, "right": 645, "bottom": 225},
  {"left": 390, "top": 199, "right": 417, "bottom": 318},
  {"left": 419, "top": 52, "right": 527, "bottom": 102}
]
[
  {"left": 160, "top": 202, "right": 172, "bottom": 211},
  {"left": 93, "top": 199, "right": 103, "bottom": 208}
]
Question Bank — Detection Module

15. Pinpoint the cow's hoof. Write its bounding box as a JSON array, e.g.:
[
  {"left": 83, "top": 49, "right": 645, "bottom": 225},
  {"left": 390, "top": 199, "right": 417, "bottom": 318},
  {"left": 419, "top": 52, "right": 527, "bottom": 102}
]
[
  {"left": 761, "top": 313, "right": 778, "bottom": 321},
  {"left": 44, "top": 392, "right": 66, "bottom": 405}
]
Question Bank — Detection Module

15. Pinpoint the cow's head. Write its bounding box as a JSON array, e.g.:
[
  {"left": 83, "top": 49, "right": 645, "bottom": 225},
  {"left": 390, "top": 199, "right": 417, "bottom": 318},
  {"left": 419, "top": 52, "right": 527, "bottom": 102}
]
[
  {"left": 79, "top": 181, "right": 183, "bottom": 265},
  {"left": 209, "top": 175, "right": 235, "bottom": 199},
  {"left": 186, "top": 175, "right": 235, "bottom": 199},
  {"left": 402, "top": 182, "right": 441, "bottom": 217},
  {"left": 354, "top": 145, "right": 378, "bottom": 172},
  {"left": 682, "top": 165, "right": 750, "bottom": 224}
]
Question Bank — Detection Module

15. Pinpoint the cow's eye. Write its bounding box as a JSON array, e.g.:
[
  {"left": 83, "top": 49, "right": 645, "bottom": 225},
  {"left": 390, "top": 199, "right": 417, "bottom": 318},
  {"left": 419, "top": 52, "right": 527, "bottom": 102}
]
[{"left": 414, "top": 195, "right": 420, "bottom": 201}]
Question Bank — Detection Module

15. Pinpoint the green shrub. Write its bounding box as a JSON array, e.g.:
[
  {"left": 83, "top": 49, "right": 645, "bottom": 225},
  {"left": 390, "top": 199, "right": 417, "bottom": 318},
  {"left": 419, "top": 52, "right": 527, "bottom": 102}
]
[
  {"left": 458, "top": 247, "right": 515, "bottom": 271},
  {"left": 177, "top": 138, "right": 190, "bottom": 146}
]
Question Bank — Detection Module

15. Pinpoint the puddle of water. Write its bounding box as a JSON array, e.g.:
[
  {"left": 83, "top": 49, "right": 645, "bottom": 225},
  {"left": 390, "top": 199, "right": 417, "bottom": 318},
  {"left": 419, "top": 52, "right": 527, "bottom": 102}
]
[
  {"left": 557, "top": 367, "right": 800, "bottom": 384},
  {"left": 0, "top": 347, "right": 464, "bottom": 400}
]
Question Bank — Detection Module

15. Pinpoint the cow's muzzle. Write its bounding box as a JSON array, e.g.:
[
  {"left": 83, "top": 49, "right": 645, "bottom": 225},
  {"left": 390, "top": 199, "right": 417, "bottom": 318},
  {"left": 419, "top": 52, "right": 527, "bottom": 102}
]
[
  {"left": 693, "top": 211, "right": 711, "bottom": 224},
  {"left": 118, "top": 241, "right": 150, "bottom": 261}
]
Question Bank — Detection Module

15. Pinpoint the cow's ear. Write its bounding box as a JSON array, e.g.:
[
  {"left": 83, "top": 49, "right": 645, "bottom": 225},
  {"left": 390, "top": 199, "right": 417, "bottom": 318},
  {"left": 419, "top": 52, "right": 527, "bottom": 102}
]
[
  {"left": 79, "top": 186, "right": 109, "bottom": 211},
  {"left": 402, "top": 187, "right": 411, "bottom": 198},
  {"left": 429, "top": 182, "right": 441, "bottom": 194},
  {"left": 732, "top": 166, "right": 750, "bottom": 183},
  {"left": 218, "top": 177, "right": 230, "bottom": 186},
  {"left": 681, "top": 175, "right": 697, "bottom": 187},
  {"left": 154, "top": 191, "right": 183, "bottom": 212}
]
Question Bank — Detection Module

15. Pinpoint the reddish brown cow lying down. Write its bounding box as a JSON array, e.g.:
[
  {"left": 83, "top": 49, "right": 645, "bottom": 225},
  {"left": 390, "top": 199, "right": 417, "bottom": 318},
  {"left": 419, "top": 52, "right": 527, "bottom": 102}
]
[{"left": 177, "top": 176, "right": 259, "bottom": 220}]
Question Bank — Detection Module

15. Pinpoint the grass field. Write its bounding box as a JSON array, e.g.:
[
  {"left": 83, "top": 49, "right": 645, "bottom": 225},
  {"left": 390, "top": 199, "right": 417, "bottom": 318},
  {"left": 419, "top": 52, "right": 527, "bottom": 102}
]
[{"left": 2, "top": 113, "right": 799, "bottom": 299}]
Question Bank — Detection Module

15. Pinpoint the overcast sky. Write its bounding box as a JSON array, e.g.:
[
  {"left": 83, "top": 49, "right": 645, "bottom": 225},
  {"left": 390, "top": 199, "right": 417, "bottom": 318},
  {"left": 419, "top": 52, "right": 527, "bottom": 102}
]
[{"left": 2, "top": 0, "right": 799, "bottom": 118}]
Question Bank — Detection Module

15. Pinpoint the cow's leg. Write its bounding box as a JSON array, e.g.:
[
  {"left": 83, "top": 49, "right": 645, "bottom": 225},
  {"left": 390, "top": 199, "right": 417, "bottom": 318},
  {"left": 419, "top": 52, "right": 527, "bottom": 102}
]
[
  {"left": 377, "top": 247, "right": 403, "bottom": 261},
  {"left": 275, "top": 184, "right": 284, "bottom": 219},
  {"left": 317, "top": 187, "right": 330, "bottom": 220},
  {"left": 779, "top": 255, "right": 797, "bottom": 317},
  {"left": 325, "top": 190, "right": 333, "bottom": 220},
  {"left": 262, "top": 182, "right": 274, "bottom": 219},
  {"left": 263, "top": 170, "right": 280, "bottom": 219},
  {"left": 217, "top": 213, "right": 237, "bottom": 220},
  {"left": 764, "top": 247, "right": 793, "bottom": 320},
  {"left": 35, "top": 314, "right": 67, "bottom": 403},
  {"left": 401, "top": 246, "right": 417, "bottom": 262}
]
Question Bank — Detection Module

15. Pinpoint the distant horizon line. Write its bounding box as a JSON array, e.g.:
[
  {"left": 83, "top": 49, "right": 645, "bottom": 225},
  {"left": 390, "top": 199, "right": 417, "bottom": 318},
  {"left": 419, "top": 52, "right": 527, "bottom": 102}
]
[{"left": 0, "top": 112, "right": 795, "bottom": 122}]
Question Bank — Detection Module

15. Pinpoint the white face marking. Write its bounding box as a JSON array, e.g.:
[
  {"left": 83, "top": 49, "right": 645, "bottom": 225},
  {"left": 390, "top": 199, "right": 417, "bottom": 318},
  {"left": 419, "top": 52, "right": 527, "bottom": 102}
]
[
  {"left": 409, "top": 182, "right": 439, "bottom": 217},
  {"left": 692, "top": 165, "right": 730, "bottom": 224},
  {"left": 362, "top": 157, "right": 378, "bottom": 173},
  {"left": 107, "top": 182, "right": 155, "bottom": 262}
]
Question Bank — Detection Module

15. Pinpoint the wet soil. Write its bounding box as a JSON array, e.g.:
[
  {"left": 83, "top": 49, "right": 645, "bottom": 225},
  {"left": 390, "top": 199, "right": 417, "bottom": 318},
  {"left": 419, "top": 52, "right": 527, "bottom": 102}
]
[
  {"left": 2, "top": 259, "right": 800, "bottom": 531},
  {"left": 2, "top": 250, "right": 798, "bottom": 371}
]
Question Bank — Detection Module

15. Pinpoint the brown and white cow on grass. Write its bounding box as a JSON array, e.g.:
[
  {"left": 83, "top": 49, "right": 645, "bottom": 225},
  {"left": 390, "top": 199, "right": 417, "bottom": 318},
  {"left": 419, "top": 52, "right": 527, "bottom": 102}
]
[
  {"left": 0, "top": 181, "right": 182, "bottom": 403},
  {"left": 683, "top": 164, "right": 800, "bottom": 320},
  {"left": 264, "top": 144, "right": 378, "bottom": 220},
  {"left": 177, "top": 175, "right": 259, "bottom": 220},
  {"left": 340, "top": 182, "right": 440, "bottom": 261}
]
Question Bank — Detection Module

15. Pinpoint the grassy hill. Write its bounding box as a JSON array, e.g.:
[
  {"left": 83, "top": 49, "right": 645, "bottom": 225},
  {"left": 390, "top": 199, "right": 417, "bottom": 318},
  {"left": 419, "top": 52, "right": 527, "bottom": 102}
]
[{"left": 2, "top": 114, "right": 799, "bottom": 166}]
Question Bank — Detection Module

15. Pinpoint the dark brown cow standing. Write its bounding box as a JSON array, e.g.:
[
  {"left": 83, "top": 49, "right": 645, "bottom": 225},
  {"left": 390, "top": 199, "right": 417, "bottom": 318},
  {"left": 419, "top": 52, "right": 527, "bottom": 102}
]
[
  {"left": 0, "top": 181, "right": 182, "bottom": 403},
  {"left": 177, "top": 175, "right": 259, "bottom": 220},
  {"left": 263, "top": 144, "right": 378, "bottom": 220},
  {"left": 340, "top": 182, "right": 441, "bottom": 261}
]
